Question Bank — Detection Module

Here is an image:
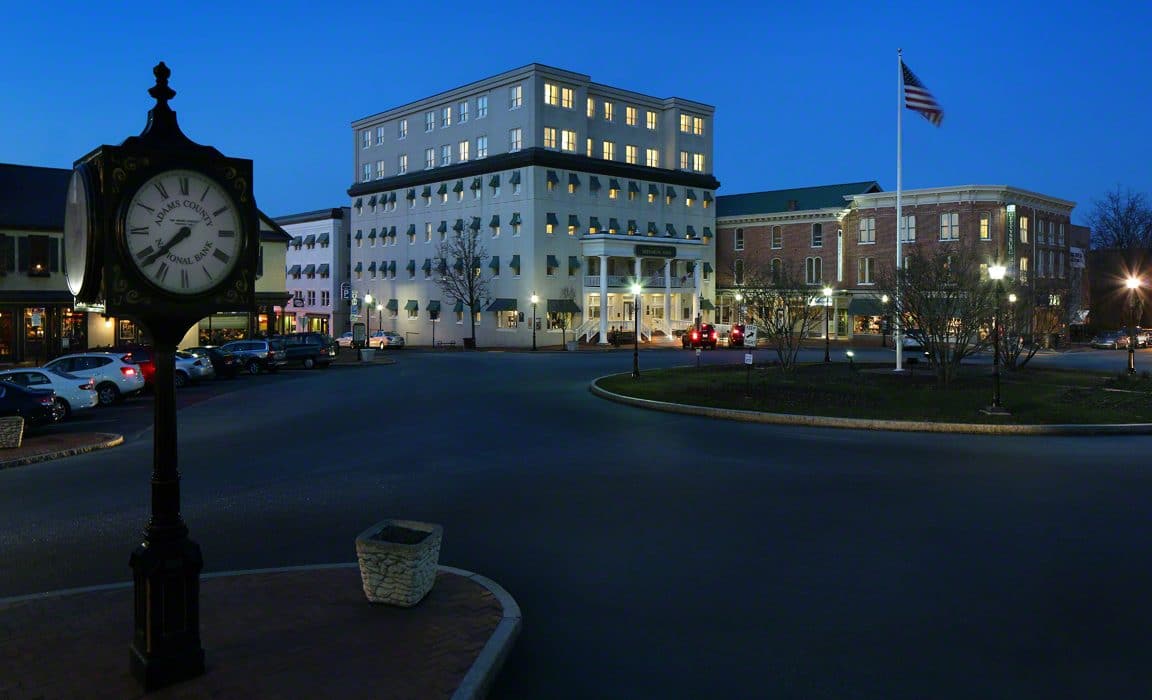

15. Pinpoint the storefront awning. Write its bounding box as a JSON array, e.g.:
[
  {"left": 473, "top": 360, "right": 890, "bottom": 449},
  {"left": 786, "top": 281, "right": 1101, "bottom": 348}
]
[
  {"left": 547, "top": 299, "right": 581, "bottom": 313},
  {"left": 486, "top": 298, "right": 518, "bottom": 312},
  {"left": 700, "top": 299, "right": 715, "bottom": 310},
  {"left": 847, "top": 297, "right": 886, "bottom": 316}
]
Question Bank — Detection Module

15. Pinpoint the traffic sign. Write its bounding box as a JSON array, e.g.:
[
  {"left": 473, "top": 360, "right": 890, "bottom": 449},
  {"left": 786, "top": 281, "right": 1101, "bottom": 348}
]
[{"left": 340, "top": 282, "right": 352, "bottom": 300}]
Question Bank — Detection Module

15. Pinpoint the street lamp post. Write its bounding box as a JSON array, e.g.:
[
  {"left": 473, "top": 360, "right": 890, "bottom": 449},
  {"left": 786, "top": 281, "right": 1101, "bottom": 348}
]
[
  {"left": 881, "top": 294, "right": 890, "bottom": 347},
  {"left": 631, "top": 282, "right": 642, "bottom": 378},
  {"left": 376, "top": 303, "right": 384, "bottom": 344},
  {"left": 822, "top": 286, "right": 833, "bottom": 362},
  {"left": 988, "top": 264, "right": 1007, "bottom": 413},
  {"left": 531, "top": 293, "right": 539, "bottom": 351},
  {"left": 1126, "top": 277, "right": 1141, "bottom": 374},
  {"left": 362, "top": 293, "right": 373, "bottom": 348}
]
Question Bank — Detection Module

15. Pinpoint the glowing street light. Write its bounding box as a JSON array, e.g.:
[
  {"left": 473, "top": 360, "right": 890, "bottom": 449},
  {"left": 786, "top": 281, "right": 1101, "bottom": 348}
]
[
  {"left": 1126, "top": 277, "right": 1142, "bottom": 374},
  {"left": 988, "top": 264, "right": 1007, "bottom": 413},
  {"left": 822, "top": 286, "right": 833, "bottom": 362},
  {"left": 631, "top": 282, "right": 642, "bottom": 378}
]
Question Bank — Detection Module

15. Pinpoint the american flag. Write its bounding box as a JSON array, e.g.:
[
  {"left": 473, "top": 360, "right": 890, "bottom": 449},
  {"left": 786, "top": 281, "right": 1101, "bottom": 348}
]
[{"left": 901, "top": 60, "right": 943, "bottom": 127}]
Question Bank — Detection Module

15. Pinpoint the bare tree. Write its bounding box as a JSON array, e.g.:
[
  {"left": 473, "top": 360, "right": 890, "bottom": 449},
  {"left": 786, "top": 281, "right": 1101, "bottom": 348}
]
[
  {"left": 1088, "top": 186, "right": 1152, "bottom": 249},
  {"left": 434, "top": 223, "right": 491, "bottom": 348},
  {"left": 555, "top": 285, "right": 578, "bottom": 349},
  {"left": 875, "top": 242, "right": 997, "bottom": 387},
  {"left": 996, "top": 284, "right": 1066, "bottom": 370},
  {"left": 731, "top": 260, "right": 825, "bottom": 371}
]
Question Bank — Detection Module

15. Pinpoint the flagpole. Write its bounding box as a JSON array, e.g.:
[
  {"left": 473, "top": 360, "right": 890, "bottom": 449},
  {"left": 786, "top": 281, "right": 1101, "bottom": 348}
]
[{"left": 895, "top": 48, "right": 904, "bottom": 371}]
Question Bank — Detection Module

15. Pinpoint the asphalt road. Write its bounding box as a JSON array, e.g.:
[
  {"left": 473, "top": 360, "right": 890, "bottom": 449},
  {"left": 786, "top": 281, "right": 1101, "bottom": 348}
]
[{"left": 3, "top": 348, "right": 1152, "bottom": 698}]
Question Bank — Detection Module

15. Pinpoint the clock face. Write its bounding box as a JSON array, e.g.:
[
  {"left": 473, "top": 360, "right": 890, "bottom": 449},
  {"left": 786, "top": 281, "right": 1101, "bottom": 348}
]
[
  {"left": 64, "top": 167, "right": 94, "bottom": 298},
  {"left": 123, "top": 169, "right": 243, "bottom": 295}
]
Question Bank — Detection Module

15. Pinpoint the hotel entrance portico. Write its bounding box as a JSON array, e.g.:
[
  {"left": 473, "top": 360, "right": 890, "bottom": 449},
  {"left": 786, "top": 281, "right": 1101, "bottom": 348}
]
[{"left": 577, "top": 235, "right": 712, "bottom": 344}]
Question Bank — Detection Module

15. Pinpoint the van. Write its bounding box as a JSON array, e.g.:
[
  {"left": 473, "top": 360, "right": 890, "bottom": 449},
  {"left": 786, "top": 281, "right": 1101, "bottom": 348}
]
[{"left": 278, "top": 332, "right": 338, "bottom": 369}]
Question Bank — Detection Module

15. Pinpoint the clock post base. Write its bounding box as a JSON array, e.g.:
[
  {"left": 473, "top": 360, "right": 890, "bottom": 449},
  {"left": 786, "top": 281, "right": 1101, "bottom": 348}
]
[{"left": 129, "top": 536, "right": 205, "bottom": 691}]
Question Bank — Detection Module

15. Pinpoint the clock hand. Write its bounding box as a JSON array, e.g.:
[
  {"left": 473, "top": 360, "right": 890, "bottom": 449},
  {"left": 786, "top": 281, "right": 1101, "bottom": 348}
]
[{"left": 141, "top": 226, "right": 192, "bottom": 267}]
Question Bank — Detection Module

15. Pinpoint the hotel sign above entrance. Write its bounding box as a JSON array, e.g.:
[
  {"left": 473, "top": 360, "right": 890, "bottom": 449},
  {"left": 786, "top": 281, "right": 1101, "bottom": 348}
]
[{"left": 634, "top": 244, "right": 676, "bottom": 258}]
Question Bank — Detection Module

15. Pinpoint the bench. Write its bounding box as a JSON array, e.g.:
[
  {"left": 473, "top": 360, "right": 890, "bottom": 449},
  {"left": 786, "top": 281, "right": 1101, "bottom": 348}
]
[{"left": 434, "top": 341, "right": 457, "bottom": 349}]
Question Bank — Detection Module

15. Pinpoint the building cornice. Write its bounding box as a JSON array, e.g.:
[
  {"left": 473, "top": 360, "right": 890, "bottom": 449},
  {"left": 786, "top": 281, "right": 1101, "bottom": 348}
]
[
  {"left": 716, "top": 207, "right": 848, "bottom": 227},
  {"left": 850, "top": 185, "right": 1075, "bottom": 214},
  {"left": 347, "top": 148, "right": 720, "bottom": 198},
  {"left": 274, "top": 208, "right": 348, "bottom": 226}
]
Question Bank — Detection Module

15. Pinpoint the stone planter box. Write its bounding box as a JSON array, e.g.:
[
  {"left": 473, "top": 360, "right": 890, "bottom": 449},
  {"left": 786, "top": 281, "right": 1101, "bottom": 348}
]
[
  {"left": 0, "top": 416, "right": 24, "bottom": 449},
  {"left": 565, "top": 340, "right": 579, "bottom": 352},
  {"left": 358, "top": 348, "right": 375, "bottom": 362},
  {"left": 355, "top": 519, "right": 443, "bottom": 607}
]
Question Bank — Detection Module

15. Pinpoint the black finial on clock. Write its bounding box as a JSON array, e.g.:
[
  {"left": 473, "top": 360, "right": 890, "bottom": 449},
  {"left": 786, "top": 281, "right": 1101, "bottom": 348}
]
[
  {"left": 149, "top": 62, "right": 176, "bottom": 106},
  {"left": 129, "top": 60, "right": 198, "bottom": 149}
]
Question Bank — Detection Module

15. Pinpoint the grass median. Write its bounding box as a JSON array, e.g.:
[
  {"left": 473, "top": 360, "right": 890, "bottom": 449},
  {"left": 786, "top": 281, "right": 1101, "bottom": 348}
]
[{"left": 596, "top": 363, "right": 1152, "bottom": 424}]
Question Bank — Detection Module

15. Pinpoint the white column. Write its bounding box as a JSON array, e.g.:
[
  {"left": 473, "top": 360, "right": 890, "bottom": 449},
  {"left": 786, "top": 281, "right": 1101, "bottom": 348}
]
[
  {"left": 663, "top": 259, "right": 672, "bottom": 339},
  {"left": 693, "top": 262, "right": 702, "bottom": 322},
  {"left": 598, "top": 254, "right": 609, "bottom": 344},
  {"left": 634, "top": 256, "right": 643, "bottom": 340}
]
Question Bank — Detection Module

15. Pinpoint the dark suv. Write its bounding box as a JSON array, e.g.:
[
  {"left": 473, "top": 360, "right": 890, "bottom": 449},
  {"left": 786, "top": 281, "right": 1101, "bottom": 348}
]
[
  {"left": 682, "top": 324, "right": 719, "bottom": 350},
  {"left": 219, "top": 339, "right": 287, "bottom": 375},
  {"left": 277, "top": 332, "right": 338, "bottom": 369}
]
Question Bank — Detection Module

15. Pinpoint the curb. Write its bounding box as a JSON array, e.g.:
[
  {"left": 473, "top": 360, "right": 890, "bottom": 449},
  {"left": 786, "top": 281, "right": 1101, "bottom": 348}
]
[
  {"left": 0, "top": 432, "right": 124, "bottom": 469},
  {"left": 589, "top": 376, "right": 1152, "bottom": 436}
]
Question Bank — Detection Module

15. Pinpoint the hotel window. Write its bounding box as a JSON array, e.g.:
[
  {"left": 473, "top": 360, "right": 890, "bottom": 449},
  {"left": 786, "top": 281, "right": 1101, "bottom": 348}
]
[
  {"left": 1018, "top": 256, "right": 1029, "bottom": 282},
  {"left": 602, "top": 140, "right": 616, "bottom": 160},
  {"left": 858, "top": 217, "right": 875, "bottom": 244},
  {"left": 361, "top": 130, "right": 371, "bottom": 148},
  {"left": 900, "top": 214, "right": 916, "bottom": 242},
  {"left": 604, "top": 102, "right": 615, "bottom": 121},
  {"left": 680, "top": 114, "right": 692, "bottom": 133},
  {"left": 307, "top": 290, "right": 316, "bottom": 305},
  {"left": 321, "top": 291, "right": 330, "bottom": 306},
  {"left": 407, "top": 227, "right": 416, "bottom": 244},
  {"left": 477, "top": 95, "right": 488, "bottom": 118},
  {"left": 397, "top": 154, "right": 408, "bottom": 174},
  {"left": 735, "top": 228, "right": 745, "bottom": 251},
  {"left": 546, "top": 213, "right": 556, "bottom": 234},
  {"left": 440, "top": 187, "right": 449, "bottom": 204},
  {"left": 361, "top": 163, "right": 371, "bottom": 182},
  {"left": 376, "top": 161, "right": 385, "bottom": 179},
  {"left": 512, "top": 213, "right": 521, "bottom": 236},
  {"left": 771, "top": 226, "right": 782, "bottom": 249},
  {"left": 560, "top": 129, "right": 577, "bottom": 153},
  {"left": 858, "top": 257, "right": 875, "bottom": 284},
  {"left": 458, "top": 140, "right": 470, "bottom": 162},
  {"left": 425, "top": 222, "right": 432, "bottom": 242},
  {"left": 586, "top": 97, "right": 595, "bottom": 118},
  {"left": 980, "top": 212, "right": 991, "bottom": 240},
  {"left": 693, "top": 116, "right": 704, "bottom": 136},
  {"left": 544, "top": 82, "right": 560, "bottom": 106},
  {"left": 458, "top": 100, "right": 469, "bottom": 123},
  {"left": 692, "top": 154, "right": 705, "bottom": 172},
  {"left": 806, "top": 257, "right": 822, "bottom": 285},
  {"left": 441, "top": 106, "right": 452, "bottom": 127},
  {"left": 586, "top": 137, "right": 593, "bottom": 157},
  {"left": 561, "top": 87, "right": 574, "bottom": 109},
  {"left": 609, "top": 182, "right": 619, "bottom": 200},
  {"left": 398, "top": 119, "right": 407, "bottom": 139},
  {"left": 685, "top": 191, "right": 694, "bottom": 207},
  {"left": 543, "top": 127, "right": 557, "bottom": 149},
  {"left": 425, "top": 111, "right": 434, "bottom": 132},
  {"left": 645, "top": 148, "right": 659, "bottom": 167},
  {"left": 440, "top": 144, "right": 451, "bottom": 166},
  {"left": 1019, "top": 216, "right": 1029, "bottom": 244},
  {"left": 647, "top": 186, "right": 656, "bottom": 204},
  {"left": 424, "top": 147, "right": 434, "bottom": 170},
  {"left": 509, "top": 127, "right": 522, "bottom": 152},
  {"left": 646, "top": 110, "right": 657, "bottom": 130},
  {"left": 626, "top": 145, "right": 638, "bottom": 165},
  {"left": 680, "top": 151, "right": 690, "bottom": 170},
  {"left": 512, "top": 173, "right": 522, "bottom": 195},
  {"left": 477, "top": 135, "right": 488, "bottom": 159},
  {"left": 628, "top": 182, "right": 638, "bottom": 201},
  {"left": 811, "top": 223, "right": 823, "bottom": 248},
  {"left": 375, "top": 126, "right": 384, "bottom": 145},
  {"left": 940, "top": 212, "right": 959, "bottom": 240},
  {"left": 626, "top": 106, "right": 638, "bottom": 126},
  {"left": 509, "top": 84, "right": 522, "bottom": 109}
]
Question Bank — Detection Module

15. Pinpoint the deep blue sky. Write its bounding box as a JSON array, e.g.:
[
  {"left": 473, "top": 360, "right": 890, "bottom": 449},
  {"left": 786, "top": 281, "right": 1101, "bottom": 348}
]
[{"left": 4, "top": 1, "right": 1149, "bottom": 224}]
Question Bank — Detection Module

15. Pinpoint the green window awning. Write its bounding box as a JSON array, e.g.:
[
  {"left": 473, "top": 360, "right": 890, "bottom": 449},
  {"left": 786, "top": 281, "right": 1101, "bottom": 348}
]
[
  {"left": 547, "top": 254, "right": 560, "bottom": 268},
  {"left": 287, "top": 264, "right": 301, "bottom": 276},
  {"left": 700, "top": 298, "right": 715, "bottom": 310},
  {"left": 628, "top": 181, "right": 640, "bottom": 193},
  {"left": 488, "top": 174, "right": 500, "bottom": 188},
  {"left": 422, "top": 185, "right": 432, "bottom": 197},
  {"left": 589, "top": 176, "right": 601, "bottom": 191},
  {"left": 291, "top": 236, "right": 303, "bottom": 247},
  {"left": 568, "top": 214, "right": 580, "bottom": 228},
  {"left": 438, "top": 221, "right": 448, "bottom": 233},
  {"left": 388, "top": 260, "right": 396, "bottom": 274},
  {"left": 318, "top": 263, "right": 330, "bottom": 276},
  {"left": 317, "top": 232, "right": 330, "bottom": 245},
  {"left": 427, "top": 300, "right": 441, "bottom": 314},
  {"left": 367, "top": 228, "right": 377, "bottom": 240},
  {"left": 453, "top": 300, "right": 464, "bottom": 313},
  {"left": 355, "top": 230, "right": 363, "bottom": 240},
  {"left": 686, "top": 189, "right": 697, "bottom": 200},
  {"left": 453, "top": 219, "right": 464, "bottom": 232},
  {"left": 568, "top": 173, "right": 580, "bottom": 187},
  {"left": 471, "top": 177, "right": 482, "bottom": 190},
  {"left": 489, "top": 215, "right": 500, "bottom": 228},
  {"left": 453, "top": 258, "right": 464, "bottom": 272},
  {"left": 609, "top": 218, "right": 620, "bottom": 232},
  {"left": 303, "top": 264, "right": 316, "bottom": 276},
  {"left": 666, "top": 186, "right": 676, "bottom": 199},
  {"left": 472, "top": 259, "right": 481, "bottom": 272},
  {"left": 386, "top": 299, "right": 398, "bottom": 311},
  {"left": 609, "top": 178, "right": 621, "bottom": 191},
  {"left": 368, "top": 261, "right": 377, "bottom": 273},
  {"left": 437, "top": 183, "right": 448, "bottom": 195},
  {"left": 547, "top": 299, "right": 581, "bottom": 313},
  {"left": 568, "top": 256, "right": 580, "bottom": 273},
  {"left": 304, "top": 234, "right": 316, "bottom": 246},
  {"left": 354, "top": 197, "right": 363, "bottom": 207},
  {"left": 486, "top": 298, "right": 517, "bottom": 312},
  {"left": 648, "top": 184, "right": 659, "bottom": 196},
  {"left": 665, "top": 224, "right": 677, "bottom": 237},
  {"left": 406, "top": 188, "right": 416, "bottom": 200},
  {"left": 703, "top": 262, "right": 713, "bottom": 274},
  {"left": 453, "top": 180, "right": 464, "bottom": 193},
  {"left": 387, "top": 192, "right": 396, "bottom": 203},
  {"left": 703, "top": 226, "right": 713, "bottom": 238},
  {"left": 470, "top": 217, "right": 481, "bottom": 231},
  {"left": 489, "top": 256, "right": 500, "bottom": 271},
  {"left": 628, "top": 219, "right": 638, "bottom": 234},
  {"left": 686, "top": 225, "right": 697, "bottom": 238},
  {"left": 404, "top": 299, "right": 419, "bottom": 311},
  {"left": 588, "top": 216, "right": 601, "bottom": 231},
  {"left": 510, "top": 212, "right": 521, "bottom": 226},
  {"left": 847, "top": 297, "right": 886, "bottom": 316},
  {"left": 510, "top": 254, "right": 521, "bottom": 272},
  {"left": 647, "top": 222, "right": 658, "bottom": 235},
  {"left": 703, "top": 191, "right": 713, "bottom": 203},
  {"left": 406, "top": 260, "right": 416, "bottom": 272},
  {"left": 387, "top": 226, "right": 396, "bottom": 238},
  {"left": 510, "top": 171, "right": 521, "bottom": 185},
  {"left": 421, "top": 258, "right": 432, "bottom": 272},
  {"left": 354, "top": 262, "right": 362, "bottom": 272},
  {"left": 546, "top": 213, "right": 559, "bottom": 226},
  {"left": 368, "top": 195, "right": 377, "bottom": 206},
  {"left": 546, "top": 170, "right": 558, "bottom": 184},
  {"left": 407, "top": 224, "right": 416, "bottom": 236},
  {"left": 437, "top": 258, "right": 447, "bottom": 273}
]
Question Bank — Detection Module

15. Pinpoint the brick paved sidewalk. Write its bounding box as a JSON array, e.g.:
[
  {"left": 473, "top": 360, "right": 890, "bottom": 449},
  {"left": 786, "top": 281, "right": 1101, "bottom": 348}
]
[{"left": 0, "top": 564, "right": 520, "bottom": 700}]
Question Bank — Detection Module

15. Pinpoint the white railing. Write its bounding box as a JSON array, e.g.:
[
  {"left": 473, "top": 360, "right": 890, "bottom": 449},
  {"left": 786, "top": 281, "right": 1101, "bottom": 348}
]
[
  {"left": 575, "top": 318, "right": 601, "bottom": 342},
  {"left": 582, "top": 275, "right": 694, "bottom": 289}
]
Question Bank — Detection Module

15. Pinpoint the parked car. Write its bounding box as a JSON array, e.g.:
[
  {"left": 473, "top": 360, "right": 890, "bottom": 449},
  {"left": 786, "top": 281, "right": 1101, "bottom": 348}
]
[
  {"left": 0, "top": 381, "right": 63, "bottom": 430},
  {"left": 1119, "top": 327, "right": 1150, "bottom": 348},
  {"left": 174, "top": 352, "right": 215, "bottom": 387},
  {"left": 276, "top": 332, "right": 338, "bottom": 369},
  {"left": 0, "top": 368, "right": 97, "bottom": 420},
  {"left": 901, "top": 330, "right": 927, "bottom": 350},
  {"left": 42, "top": 352, "right": 146, "bottom": 406},
  {"left": 369, "top": 331, "right": 405, "bottom": 349},
  {"left": 682, "top": 324, "right": 719, "bottom": 350},
  {"left": 336, "top": 332, "right": 356, "bottom": 348},
  {"left": 118, "top": 346, "right": 157, "bottom": 389},
  {"left": 183, "top": 346, "right": 241, "bottom": 379},
  {"left": 219, "top": 339, "right": 287, "bottom": 374},
  {"left": 1091, "top": 331, "right": 1131, "bottom": 350}
]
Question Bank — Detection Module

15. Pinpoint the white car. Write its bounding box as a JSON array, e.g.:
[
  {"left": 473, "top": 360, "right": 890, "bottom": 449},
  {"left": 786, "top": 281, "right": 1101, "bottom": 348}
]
[
  {"left": 369, "top": 330, "right": 405, "bottom": 349},
  {"left": 174, "top": 352, "right": 215, "bottom": 387},
  {"left": 42, "top": 352, "right": 146, "bottom": 406},
  {"left": 336, "top": 332, "right": 356, "bottom": 348},
  {"left": 0, "top": 368, "right": 98, "bottom": 419}
]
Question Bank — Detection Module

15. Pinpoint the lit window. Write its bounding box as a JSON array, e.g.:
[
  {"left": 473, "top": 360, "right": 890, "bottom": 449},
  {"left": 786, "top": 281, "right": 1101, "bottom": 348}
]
[
  {"left": 509, "top": 127, "right": 522, "bottom": 152},
  {"left": 561, "top": 129, "right": 577, "bottom": 153},
  {"left": 980, "top": 212, "right": 991, "bottom": 240},
  {"left": 544, "top": 82, "right": 560, "bottom": 106},
  {"left": 441, "top": 106, "right": 452, "bottom": 127},
  {"left": 458, "top": 100, "right": 469, "bottom": 123},
  {"left": 626, "top": 106, "right": 638, "bottom": 126},
  {"left": 602, "top": 141, "right": 615, "bottom": 160},
  {"left": 626, "top": 145, "right": 638, "bottom": 165},
  {"left": 425, "top": 111, "right": 435, "bottom": 132},
  {"left": 477, "top": 135, "right": 488, "bottom": 159},
  {"left": 646, "top": 110, "right": 657, "bottom": 130},
  {"left": 458, "top": 140, "right": 470, "bottom": 162},
  {"left": 693, "top": 116, "right": 704, "bottom": 135},
  {"left": 1019, "top": 256, "right": 1029, "bottom": 282},
  {"left": 509, "top": 84, "right": 522, "bottom": 109},
  {"left": 543, "top": 127, "right": 557, "bottom": 149},
  {"left": 1020, "top": 216, "right": 1029, "bottom": 244},
  {"left": 397, "top": 154, "right": 408, "bottom": 174},
  {"left": 645, "top": 148, "right": 659, "bottom": 167},
  {"left": 561, "top": 87, "right": 574, "bottom": 109},
  {"left": 680, "top": 151, "right": 690, "bottom": 170},
  {"left": 603, "top": 102, "right": 614, "bottom": 121},
  {"left": 680, "top": 114, "right": 692, "bottom": 133},
  {"left": 477, "top": 95, "right": 488, "bottom": 118},
  {"left": 858, "top": 217, "right": 875, "bottom": 244},
  {"left": 692, "top": 154, "right": 705, "bottom": 172},
  {"left": 398, "top": 119, "right": 407, "bottom": 139},
  {"left": 586, "top": 137, "right": 593, "bottom": 157},
  {"left": 587, "top": 97, "right": 595, "bottom": 118}
]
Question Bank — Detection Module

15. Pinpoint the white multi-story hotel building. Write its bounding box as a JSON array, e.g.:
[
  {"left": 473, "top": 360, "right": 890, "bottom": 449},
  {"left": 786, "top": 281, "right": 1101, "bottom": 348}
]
[
  {"left": 276, "top": 207, "right": 352, "bottom": 335},
  {"left": 348, "top": 64, "right": 720, "bottom": 347}
]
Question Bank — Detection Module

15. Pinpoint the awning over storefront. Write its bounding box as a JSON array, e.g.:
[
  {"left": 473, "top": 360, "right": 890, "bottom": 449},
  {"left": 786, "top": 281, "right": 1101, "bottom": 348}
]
[
  {"left": 847, "top": 297, "right": 886, "bottom": 316},
  {"left": 486, "top": 298, "right": 518, "bottom": 312},
  {"left": 547, "top": 299, "right": 581, "bottom": 313},
  {"left": 700, "top": 299, "right": 715, "bottom": 310}
]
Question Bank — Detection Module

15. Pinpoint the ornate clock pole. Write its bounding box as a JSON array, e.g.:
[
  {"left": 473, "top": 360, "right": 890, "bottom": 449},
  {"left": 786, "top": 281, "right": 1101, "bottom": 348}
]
[{"left": 64, "top": 63, "right": 259, "bottom": 691}]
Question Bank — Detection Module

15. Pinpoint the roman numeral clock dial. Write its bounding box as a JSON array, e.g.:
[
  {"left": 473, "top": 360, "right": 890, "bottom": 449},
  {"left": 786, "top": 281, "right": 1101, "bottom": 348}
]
[{"left": 123, "top": 169, "right": 242, "bottom": 296}]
